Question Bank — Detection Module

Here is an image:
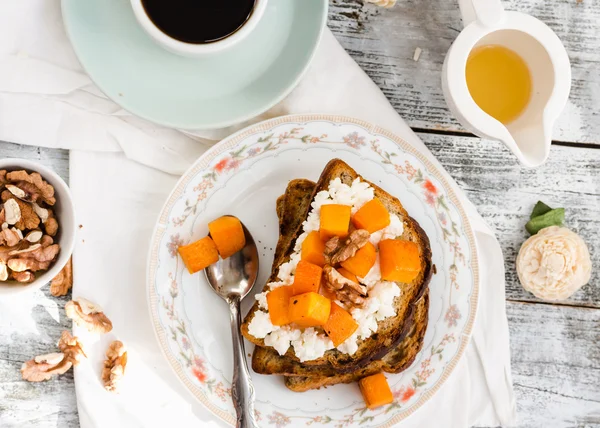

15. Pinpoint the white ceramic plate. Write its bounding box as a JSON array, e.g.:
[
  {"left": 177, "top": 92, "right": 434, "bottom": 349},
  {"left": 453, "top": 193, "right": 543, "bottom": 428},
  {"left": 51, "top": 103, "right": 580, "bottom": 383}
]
[{"left": 147, "top": 115, "right": 479, "bottom": 427}]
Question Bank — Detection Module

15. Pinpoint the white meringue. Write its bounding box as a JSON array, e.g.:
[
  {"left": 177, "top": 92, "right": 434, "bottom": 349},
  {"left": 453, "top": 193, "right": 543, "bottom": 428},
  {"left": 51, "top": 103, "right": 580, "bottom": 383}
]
[{"left": 516, "top": 226, "right": 592, "bottom": 301}]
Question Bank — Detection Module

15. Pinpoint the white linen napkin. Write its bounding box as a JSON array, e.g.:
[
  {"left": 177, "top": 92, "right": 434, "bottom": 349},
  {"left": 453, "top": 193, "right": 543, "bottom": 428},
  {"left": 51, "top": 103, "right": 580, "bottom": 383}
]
[{"left": 0, "top": 1, "right": 516, "bottom": 427}]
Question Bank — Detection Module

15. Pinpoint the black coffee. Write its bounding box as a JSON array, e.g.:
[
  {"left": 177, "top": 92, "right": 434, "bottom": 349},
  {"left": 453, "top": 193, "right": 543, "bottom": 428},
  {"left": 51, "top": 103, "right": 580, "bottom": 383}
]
[{"left": 141, "top": 0, "right": 256, "bottom": 44}]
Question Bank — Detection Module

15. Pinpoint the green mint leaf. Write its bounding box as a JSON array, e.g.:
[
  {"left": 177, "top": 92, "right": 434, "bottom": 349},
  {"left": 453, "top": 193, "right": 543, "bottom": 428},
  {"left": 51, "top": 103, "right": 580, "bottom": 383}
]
[
  {"left": 530, "top": 201, "right": 553, "bottom": 219},
  {"left": 525, "top": 208, "right": 565, "bottom": 235}
]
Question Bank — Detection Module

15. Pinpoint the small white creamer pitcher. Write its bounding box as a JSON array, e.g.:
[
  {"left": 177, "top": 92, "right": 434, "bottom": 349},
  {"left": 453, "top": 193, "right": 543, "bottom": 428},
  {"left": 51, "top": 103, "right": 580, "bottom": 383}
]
[{"left": 442, "top": 0, "right": 571, "bottom": 167}]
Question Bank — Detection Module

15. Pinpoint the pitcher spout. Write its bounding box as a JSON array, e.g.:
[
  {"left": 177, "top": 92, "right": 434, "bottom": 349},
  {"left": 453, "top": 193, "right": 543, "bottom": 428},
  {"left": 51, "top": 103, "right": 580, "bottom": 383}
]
[{"left": 504, "top": 115, "right": 553, "bottom": 167}]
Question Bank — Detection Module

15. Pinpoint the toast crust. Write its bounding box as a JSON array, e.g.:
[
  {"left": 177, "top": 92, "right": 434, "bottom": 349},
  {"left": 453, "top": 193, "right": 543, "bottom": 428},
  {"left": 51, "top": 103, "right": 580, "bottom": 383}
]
[{"left": 241, "top": 159, "right": 432, "bottom": 370}]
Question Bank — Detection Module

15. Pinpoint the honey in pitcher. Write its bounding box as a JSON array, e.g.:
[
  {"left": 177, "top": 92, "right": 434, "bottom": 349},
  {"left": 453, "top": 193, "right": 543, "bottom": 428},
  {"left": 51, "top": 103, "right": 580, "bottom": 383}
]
[{"left": 465, "top": 45, "right": 532, "bottom": 124}]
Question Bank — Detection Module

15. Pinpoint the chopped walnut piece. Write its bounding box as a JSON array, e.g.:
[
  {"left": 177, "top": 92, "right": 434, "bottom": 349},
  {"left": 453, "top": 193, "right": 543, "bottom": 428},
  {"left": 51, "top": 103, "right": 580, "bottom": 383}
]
[
  {"left": 51, "top": 257, "right": 73, "bottom": 296},
  {"left": 58, "top": 331, "right": 87, "bottom": 365},
  {"left": 6, "top": 170, "right": 56, "bottom": 206},
  {"left": 0, "top": 262, "right": 8, "bottom": 281},
  {"left": 11, "top": 270, "right": 35, "bottom": 283},
  {"left": 3, "top": 198, "right": 21, "bottom": 225},
  {"left": 25, "top": 230, "right": 43, "bottom": 243},
  {"left": 0, "top": 170, "right": 7, "bottom": 187},
  {"left": 323, "top": 265, "right": 367, "bottom": 308},
  {"left": 324, "top": 229, "right": 370, "bottom": 265},
  {"left": 43, "top": 210, "right": 58, "bottom": 237},
  {"left": 21, "top": 352, "right": 72, "bottom": 382},
  {"left": 65, "top": 297, "right": 113, "bottom": 334},
  {"left": 2, "top": 192, "right": 40, "bottom": 231},
  {"left": 32, "top": 202, "right": 48, "bottom": 222},
  {"left": 102, "top": 341, "right": 127, "bottom": 393},
  {"left": 0, "top": 226, "right": 23, "bottom": 247},
  {"left": 8, "top": 257, "right": 51, "bottom": 272}
]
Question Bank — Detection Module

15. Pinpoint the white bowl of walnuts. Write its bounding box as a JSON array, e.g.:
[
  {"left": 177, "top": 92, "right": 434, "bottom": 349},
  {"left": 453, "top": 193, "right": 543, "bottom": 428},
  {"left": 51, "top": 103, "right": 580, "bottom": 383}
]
[{"left": 0, "top": 158, "right": 75, "bottom": 296}]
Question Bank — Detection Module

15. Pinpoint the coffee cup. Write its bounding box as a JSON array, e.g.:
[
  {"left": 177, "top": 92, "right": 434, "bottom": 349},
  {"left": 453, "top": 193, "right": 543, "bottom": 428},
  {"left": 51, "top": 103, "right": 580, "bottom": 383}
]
[{"left": 130, "top": 0, "right": 269, "bottom": 57}]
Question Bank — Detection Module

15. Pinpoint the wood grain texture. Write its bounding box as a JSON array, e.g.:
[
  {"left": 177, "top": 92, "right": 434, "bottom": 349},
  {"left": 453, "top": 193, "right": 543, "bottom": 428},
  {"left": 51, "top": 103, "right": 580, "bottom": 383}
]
[
  {"left": 418, "top": 132, "right": 600, "bottom": 308},
  {"left": 507, "top": 301, "right": 600, "bottom": 428},
  {"left": 0, "top": 143, "right": 78, "bottom": 428},
  {"left": 329, "top": 0, "right": 600, "bottom": 145}
]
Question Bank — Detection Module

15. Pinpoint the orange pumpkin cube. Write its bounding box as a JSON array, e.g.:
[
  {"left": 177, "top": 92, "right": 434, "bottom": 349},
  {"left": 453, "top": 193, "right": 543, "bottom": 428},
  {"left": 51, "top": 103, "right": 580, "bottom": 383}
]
[
  {"left": 323, "top": 302, "right": 359, "bottom": 346},
  {"left": 340, "top": 242, "right": 377, "bottom": 278},
  {"left": 301, "top": 231, "right": 326, "bottom": 267},
  {"left": 352, "top": 198, "right": 391, "bottom": 233},
  {"left": 292, "top": 260, "right": 323, "bottom": 295},
  {"left": 337, "top": 267, "right": 359, "bottom": 283},
  {"left": 178, "top": 236, "right": 219, "bottom": 274},
  {"left": 208, "top": 215, "right": 246, "bottom": 259},
  {"left": 289, "top": 292, "right": 331, "bottom": 327},
  {"left": 266, "top": 286, "right": 293, "bottom": 326},
  {"left": 379, "top": 239, "right": 421, "bottom": 283},
  {"left": 319, "top": 204, "right": 351, "bottom": 242},
  {"left": 359, "top": 373, "right": 394, "bottom": 409}
]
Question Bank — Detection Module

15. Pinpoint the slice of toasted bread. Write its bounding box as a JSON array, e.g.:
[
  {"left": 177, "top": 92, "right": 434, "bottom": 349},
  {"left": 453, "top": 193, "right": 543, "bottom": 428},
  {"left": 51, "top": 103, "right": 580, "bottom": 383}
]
[
  {"left": 283, "top": 291, "right": 429, "bottom": 391},
  {"left": 273, "top": 179, "right": 316, "bottom": 266},
  {"left": 253, "top": 179, "right": 429, "bottom": 386},
  {"left": 252, "top": 291, "right": 428, "bottom": 378},
  {"left": 241, "top": 159, "right": 432, "bottom": 370}
]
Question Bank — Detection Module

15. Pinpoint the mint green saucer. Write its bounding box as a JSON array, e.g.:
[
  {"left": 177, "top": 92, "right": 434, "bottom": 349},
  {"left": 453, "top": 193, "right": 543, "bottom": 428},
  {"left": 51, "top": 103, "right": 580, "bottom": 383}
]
[{"left": 62, "top": 0, "right": 327, "bottom": 130}]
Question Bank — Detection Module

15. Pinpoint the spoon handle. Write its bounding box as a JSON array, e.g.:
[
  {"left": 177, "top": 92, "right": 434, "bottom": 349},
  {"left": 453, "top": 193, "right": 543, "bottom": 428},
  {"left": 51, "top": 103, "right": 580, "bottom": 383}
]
[{"left": 229, "top": 296, "right": 258, "bottom": 428}]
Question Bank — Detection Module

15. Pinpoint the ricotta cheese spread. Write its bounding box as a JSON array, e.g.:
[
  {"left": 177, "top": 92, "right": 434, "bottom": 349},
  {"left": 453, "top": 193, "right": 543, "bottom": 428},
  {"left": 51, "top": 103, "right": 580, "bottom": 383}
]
[{"left": 248, "top": 178, "right": 404, "bottom": 362}]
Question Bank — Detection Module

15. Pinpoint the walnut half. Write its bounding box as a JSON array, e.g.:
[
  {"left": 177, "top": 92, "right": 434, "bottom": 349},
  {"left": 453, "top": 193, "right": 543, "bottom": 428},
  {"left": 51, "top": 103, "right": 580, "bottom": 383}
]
[
  {"left": 323, "top": 265, "right": 367, "bottom": 308},
  {"left": 21, "top": 352, "right": 72, "bottom": 382},
  {"left": 324, "top": 229, "right": 370, "bottom": 265},
  {"left": 65, "top": 297, "right": 113, "bottom": 334},
  {"left": 102, "top": 341, "right": 127, "bottom": 393},
  {"left": 21, "top": 331, "right": 85, "bottom": 382},
  {"left": 50, "top": 257, "right": 73, "bottom": 297}
]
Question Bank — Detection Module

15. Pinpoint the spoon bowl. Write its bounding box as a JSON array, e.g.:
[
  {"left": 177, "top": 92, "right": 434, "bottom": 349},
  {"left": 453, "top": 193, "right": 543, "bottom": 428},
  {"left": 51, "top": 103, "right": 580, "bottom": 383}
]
[
  {"left": 205, "top": 222, "right": 259, "bottom": 300},
  {"left": 204, "top": 218, "right": 259, "bottom": 428}
]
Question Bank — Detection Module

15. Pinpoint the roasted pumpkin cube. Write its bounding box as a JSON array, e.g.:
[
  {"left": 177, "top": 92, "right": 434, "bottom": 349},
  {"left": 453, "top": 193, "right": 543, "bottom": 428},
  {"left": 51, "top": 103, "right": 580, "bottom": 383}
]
[
  {"left": 178, "top": 236, "right": 219, "bottom": 274},
  {"left": 208, "top": 215, "right": 246, "bottom": 259},
  {"left": 319, "top": 204, "right": 351, "bottom": 241},
  {"left": 359, "top": 373, "right": 394, "bottom": 409},
  {"left": 289, "top": 292, "right": 331, "bottom": 327},
  {"left": 337, "top": 267, "right": 359, "bottom": 283},
  {"left": 323, "top": 302, "right": 359, "bottom": 346},
  {"left": 292, "top": 260, "right": 323, "bottom": 295},
  {"left": 352, "top": 198, "right": 391, "bottom": 233},
  {"left": 267, "top": 286, "right": 293, "bottom": 326},
  {"left": 379, "top": 239, "right": 421, "bottom": 283},
  {"left": 340, "top": 242, "right": 377, "bottom": 278},
  {"left": 301, "top": 231, "right": 326, "bottom": 267}
]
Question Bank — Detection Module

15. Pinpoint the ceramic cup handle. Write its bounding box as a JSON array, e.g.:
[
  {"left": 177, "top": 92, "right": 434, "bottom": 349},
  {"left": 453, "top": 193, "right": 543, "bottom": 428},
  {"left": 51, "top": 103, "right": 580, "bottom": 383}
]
[
  {"left": 459, "top": 0, "right": 504, "bottom": 28},
  {"left": 228, "top": 296, "right": 258, "bottom": 428}
]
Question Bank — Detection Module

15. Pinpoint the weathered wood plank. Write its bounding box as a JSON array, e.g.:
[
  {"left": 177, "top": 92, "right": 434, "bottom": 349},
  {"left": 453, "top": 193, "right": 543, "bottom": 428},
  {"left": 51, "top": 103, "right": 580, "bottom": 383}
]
[
  {"left": 0, "top": 143, "right": 77, "bottom": 427},
  {"left": 329, "top": 0, "right": 600, "bottom": 145},
  {"left": 507, "top": 301, "right": 600, "bottom": 428},
  {"left": 418, "top": 132, "right": 600, "bottom": 307}
]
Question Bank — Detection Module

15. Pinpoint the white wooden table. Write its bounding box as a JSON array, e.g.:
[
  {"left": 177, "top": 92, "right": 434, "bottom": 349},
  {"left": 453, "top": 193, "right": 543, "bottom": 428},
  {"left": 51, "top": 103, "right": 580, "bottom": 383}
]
[{"left": 1, "top": 0, "right": 599, "bottom": 427}]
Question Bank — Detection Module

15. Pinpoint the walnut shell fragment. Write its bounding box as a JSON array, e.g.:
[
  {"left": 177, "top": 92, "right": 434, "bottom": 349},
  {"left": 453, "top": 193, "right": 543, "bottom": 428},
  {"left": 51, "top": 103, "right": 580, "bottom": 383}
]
[
  {"left": 102, "top": 341, "right": 127, "bottom": 393},
  {"left": 51, "top": 257, "right": 73, "bottom": 297},
  {"left": 65, "top": 297, "right": 113, "bottom": 334}
]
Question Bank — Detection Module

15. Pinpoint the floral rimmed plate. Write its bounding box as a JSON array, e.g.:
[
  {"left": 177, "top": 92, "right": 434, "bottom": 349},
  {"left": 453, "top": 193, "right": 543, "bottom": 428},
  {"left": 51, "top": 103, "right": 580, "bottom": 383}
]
[{"left": 147, "top": 115, "right": 479, "bottom": 427}]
